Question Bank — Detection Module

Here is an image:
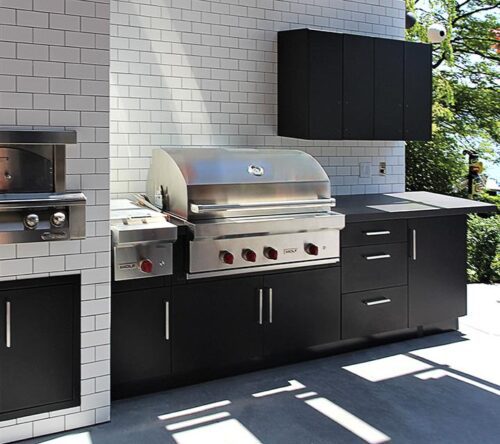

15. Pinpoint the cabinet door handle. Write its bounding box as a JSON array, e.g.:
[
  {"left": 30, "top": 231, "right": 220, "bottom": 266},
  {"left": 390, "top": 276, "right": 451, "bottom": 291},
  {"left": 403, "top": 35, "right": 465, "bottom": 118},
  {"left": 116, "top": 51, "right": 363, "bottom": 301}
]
[
  {"left": 364, "top": 230, "right": 391, "bottom": 236},
  {"left": 268, "top": 288, "right": 273, "bottom": 324},
  {"left": 258, "top": 288, "right": 263, "bottom": 325},
  {"left": 6, "top": 300, "right": 11, "bottom": 348},
  {"left": 363, "top": 297, "right": 392, "bottom": 306},
  {"left": 412, "top": 229, "right": 417, "bottom": 260},
  {"left": 364, "top": 254, "right": 391, "bottom": 261},
  {"left": 165, "top": 301, "right": 170, "bottom": 341}
]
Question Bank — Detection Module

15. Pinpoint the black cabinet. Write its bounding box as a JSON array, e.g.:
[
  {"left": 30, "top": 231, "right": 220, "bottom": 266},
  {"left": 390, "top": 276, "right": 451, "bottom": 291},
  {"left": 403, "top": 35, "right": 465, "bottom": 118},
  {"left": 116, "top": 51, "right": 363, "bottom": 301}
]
[
  {"left": 111, "top": 285, "right": 172, "bottom": 398},
  {"left": 0, "top": 276, "right": 80, "bottom": 421},
  {"left": 262, "top": 268, "right": 341, "bottom": 357},
  {"left": 408, "top": 216, "right": 467, "bottom": 327},
  {"left": 278, "top": 29, "right": 431, "bottom": 141}
]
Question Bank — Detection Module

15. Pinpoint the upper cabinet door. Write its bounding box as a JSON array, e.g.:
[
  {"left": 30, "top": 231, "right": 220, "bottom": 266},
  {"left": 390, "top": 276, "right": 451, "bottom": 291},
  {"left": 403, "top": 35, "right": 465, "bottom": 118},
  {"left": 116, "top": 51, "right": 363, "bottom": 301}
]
[
  {"left": 309, "top": 30, "right": 343, "bottom": 139},
  {"left": 374, "top": 38, "right": 404, "bottom": 140},
  {"left": 404, "top": 42, "right": 432, "bottom": 140},
  {"left": 343, "top": 34, "right": 374, "bottom": 140}
]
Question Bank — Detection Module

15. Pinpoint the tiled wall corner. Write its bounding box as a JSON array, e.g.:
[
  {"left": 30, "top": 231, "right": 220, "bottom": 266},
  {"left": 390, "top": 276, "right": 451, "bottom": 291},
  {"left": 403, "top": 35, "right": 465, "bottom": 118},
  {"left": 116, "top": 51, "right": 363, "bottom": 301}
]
[
  {"left": 0, "top": 0, "right": 111, "bottom": 442},
  {"left": 109, "top": 0, "right": 406, "bottom": 197}
]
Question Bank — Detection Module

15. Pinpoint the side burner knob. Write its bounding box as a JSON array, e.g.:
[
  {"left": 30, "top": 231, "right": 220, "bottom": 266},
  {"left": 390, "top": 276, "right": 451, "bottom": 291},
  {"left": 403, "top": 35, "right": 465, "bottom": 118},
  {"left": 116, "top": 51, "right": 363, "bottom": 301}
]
[
  {"left": 264, "top": 247, "right": 278, "bottom": 260},
  {"left": 242, "top": 249, "right": 257, "bottom": 262},
  {"left": 305, "top": 243, "right": 319, "bottom": 256},
  {"left": 51, "top": 211, "right": 66, "bottom": 227},
  {"left": 24, "top": 214, "right": 39, "bottom": 229},
  {"left": 220, "top": 251, "right": 234, "bottom": 265},
  {"left": 139, "top": 259, "right": 154, "bottom": 273}
]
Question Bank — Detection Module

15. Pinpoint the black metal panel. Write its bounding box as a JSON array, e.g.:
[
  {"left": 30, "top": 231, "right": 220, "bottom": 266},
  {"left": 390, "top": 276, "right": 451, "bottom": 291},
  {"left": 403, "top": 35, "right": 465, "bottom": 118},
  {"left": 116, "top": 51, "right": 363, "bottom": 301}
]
[
  {"left": 309, "top": 30, "right": 343, "bottom": 139},
  {"left": 374, "top": 38, "right": 404, "bottom": 140},
  {"left": 0, "top": 130, "right": 77, "bottom": 145},
  {"left": 0, "top": 276, "right": 80, "bottom": 421},
  {"left": 404, "top": 41, "right": 432, "bottom": 140},
  {"left": 343, "top": 34, "right": 374, "bottom": 139},
  {"left": 341, "top": 219, "right": 407, "bottom": 247},
  {"left": 408, "top": 215, "right": 467, "bottom": 326},
  {"left": 342, "top": 286, "right": 408, "bottom": 339}
]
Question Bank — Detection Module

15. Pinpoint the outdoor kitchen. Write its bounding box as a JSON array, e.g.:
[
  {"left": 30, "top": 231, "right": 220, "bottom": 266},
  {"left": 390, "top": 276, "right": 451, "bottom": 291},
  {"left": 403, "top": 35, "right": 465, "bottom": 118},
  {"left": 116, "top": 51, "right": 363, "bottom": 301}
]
[{"left": 0, "top": 1, "right": 499, "bottom": 444}]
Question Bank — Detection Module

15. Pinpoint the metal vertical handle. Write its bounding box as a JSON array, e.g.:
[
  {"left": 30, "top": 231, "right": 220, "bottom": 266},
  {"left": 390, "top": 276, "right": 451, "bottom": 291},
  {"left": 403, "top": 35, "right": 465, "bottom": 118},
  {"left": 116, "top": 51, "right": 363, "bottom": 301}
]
[
  {"left": 412, "top": 229, "right": 417, "bottom": 260},
  {"left": 268, "top": 288, "right": 273, "bottom": 324},
  {"left": 6, "top": 301, "right": 11, "bottom": 348},
  {"left": 258, "top": 289, "right": 263, "bottom": 325},
  {"left": 165, "top": 301, "right": 170, "bottom": 341}
]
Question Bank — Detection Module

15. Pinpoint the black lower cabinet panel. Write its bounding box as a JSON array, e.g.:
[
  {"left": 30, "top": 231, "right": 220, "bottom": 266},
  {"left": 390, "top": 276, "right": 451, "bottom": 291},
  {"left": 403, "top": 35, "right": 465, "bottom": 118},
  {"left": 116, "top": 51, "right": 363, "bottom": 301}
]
[
  {"left": 0, "top": 276, "right": 80, "bottom": 421},
  {"left": 342, "top": 286, "right": 408, "bottom": 339},
  {"left": 263, "top": 267, "right": 341, "bottom": 357},
  {"left": 111, "top": 287, "right": 172, "bottom": 398},
  {"left": 171, "top": 276, "right": 263, "bottom": 377}
]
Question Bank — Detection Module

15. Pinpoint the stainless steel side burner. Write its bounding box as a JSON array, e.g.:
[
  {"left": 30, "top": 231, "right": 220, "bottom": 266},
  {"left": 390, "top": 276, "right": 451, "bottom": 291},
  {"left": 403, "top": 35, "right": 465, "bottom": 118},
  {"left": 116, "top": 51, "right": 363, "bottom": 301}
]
[{"left": 0, "top": 130, "right": 86, "bottom": 244}]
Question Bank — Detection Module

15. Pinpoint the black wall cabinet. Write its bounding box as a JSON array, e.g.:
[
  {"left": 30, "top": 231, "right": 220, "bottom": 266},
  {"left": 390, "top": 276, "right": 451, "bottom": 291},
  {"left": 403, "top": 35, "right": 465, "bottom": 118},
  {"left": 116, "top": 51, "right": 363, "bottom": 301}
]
[
  {"left": 278, "top": 29, "right": 432, "bottom": 141},
  {"left": 0, "top": 276, "right": 80, "bottom": 421}
]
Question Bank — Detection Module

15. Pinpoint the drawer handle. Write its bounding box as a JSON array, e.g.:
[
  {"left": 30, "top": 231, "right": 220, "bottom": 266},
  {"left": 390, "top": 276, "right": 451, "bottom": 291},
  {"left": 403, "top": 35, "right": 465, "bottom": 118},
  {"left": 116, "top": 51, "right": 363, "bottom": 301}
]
[
  {"left": 258, "top": 288, "right": 263, "bottom": 325},
  {"left": 363, "top": 297, "right": 392, "bottom": 306},
  {"left": 364, "top": 230, "right": 391, "bottom": 236},
  {"left": 6, "top": 300, "right": 11, "bottom": 348},
  {"left": 364, "top": 254, "right": 391, "bottom": 261}
]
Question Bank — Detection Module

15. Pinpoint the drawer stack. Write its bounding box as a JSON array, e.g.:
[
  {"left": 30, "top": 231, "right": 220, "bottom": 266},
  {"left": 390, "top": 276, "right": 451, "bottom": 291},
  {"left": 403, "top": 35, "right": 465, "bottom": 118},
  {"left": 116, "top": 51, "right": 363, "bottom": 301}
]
[{"left": 341, "top": 219, "right": 408, "bottom": 339}]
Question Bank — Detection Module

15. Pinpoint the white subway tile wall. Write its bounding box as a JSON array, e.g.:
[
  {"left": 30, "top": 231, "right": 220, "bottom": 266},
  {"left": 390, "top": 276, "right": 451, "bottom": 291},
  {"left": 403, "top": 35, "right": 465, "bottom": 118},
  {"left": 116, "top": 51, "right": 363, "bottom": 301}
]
[
  {"left": 110, "top": 0, "right": 406, "bottom": 197},
  {"left": 0, "top": 0, "right": 110, "bottom": 442}
]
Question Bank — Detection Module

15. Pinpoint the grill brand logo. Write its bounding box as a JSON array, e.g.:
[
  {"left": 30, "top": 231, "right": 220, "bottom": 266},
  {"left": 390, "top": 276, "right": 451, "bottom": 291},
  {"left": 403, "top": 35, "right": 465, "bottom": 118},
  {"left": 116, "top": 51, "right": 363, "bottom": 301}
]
[
  {"left": 119, "top": 263, "right": 137, "bottom": 270},
  {"left": 248, "top": 165, "right": 264, "bottom": 176},
  {"left": 283, "top": 248, "right": 297, "bottom": 254}
]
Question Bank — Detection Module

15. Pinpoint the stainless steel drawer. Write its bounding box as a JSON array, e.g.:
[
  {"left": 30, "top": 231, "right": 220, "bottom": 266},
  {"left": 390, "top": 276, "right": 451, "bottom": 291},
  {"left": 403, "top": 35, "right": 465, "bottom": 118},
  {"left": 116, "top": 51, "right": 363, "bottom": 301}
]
[
  {"left": 342, "top": 286, "right": 408, "bottom": 339},
  {"left": 341, "top": 219, "right": 407, "bottom": 247},
  {"left": 341, "top": 242, "right": 407, "bottom": 293}
]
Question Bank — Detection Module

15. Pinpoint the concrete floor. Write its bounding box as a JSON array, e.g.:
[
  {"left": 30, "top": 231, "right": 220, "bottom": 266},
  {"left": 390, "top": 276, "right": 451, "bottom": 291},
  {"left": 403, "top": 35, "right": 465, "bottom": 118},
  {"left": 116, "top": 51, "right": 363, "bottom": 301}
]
[{"left": 19, "top": 284, "right": 500, "bottom": 444}]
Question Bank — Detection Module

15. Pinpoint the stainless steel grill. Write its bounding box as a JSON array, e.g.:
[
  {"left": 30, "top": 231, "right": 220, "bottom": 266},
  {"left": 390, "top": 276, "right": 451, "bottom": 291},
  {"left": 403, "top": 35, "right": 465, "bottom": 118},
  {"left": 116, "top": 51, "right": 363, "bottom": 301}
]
[{"left": 147, "top": 147, "right": 345, "bottom": 279}]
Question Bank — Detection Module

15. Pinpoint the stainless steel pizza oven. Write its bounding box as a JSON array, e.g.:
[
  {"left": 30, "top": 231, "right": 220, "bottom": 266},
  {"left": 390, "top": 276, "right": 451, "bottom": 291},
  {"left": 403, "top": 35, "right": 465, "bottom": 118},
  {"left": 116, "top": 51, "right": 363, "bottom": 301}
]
[
  {"left": 0, "top": 130, "right": 86, "bottom": 244},
  {"left": 147, "top": 147, "right": 345, "bottom": 279}
]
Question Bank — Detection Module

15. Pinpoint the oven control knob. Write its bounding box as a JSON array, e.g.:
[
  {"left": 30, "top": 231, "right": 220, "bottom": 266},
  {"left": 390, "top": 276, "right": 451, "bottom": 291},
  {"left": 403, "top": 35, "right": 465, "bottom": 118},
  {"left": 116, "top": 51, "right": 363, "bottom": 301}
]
[
  {"left": 139, "top": 259, "right": 153, "bottom": 273},
  {"left": 220, "top": 251, "right": 234, "bottom": 265},
  {"left": 51, "top": 212, "right": 66, "bottom": 227},
  {"left": 264, "top": 247, "right": 278, "bottom": 260},
  {"left": 305, "top": 243, "right": 319, "bottom": 256},
  {"left": 242, "top": 249, "right": 257, "bottom": 262},
  {"left": 24, "top": 213, "right": 39, "bottom": 229}
]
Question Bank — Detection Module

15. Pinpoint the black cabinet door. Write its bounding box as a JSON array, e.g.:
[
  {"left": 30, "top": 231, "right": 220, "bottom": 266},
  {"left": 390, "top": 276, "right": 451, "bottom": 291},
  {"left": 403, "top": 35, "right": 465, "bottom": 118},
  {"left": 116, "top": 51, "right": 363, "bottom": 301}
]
[
  {"left": 408, "top": 216, "right": 467, "bottom": 327},
  {"left": 343, "top": 34, "right": 374, "bottom": 139},
  {"left": 309, "top": 30, "right": 343, "bottom": 139},
  {"left": 263, "top": 267, "right": 340, "bottom": 357},
  {"left": 404, "top": 41, "right": 432, "bottom": 140},
  {"left": 172, "top": 276, "right": 263, "bottom": 376},
  {"left": 111, "top": 287, "right": 171, "bottom": 397},
  {"left": 374, "top": 38, "right": 404, "bottom": 140},
  {"left": 0, "top": 279, "right": 79, "bottom": 420}
]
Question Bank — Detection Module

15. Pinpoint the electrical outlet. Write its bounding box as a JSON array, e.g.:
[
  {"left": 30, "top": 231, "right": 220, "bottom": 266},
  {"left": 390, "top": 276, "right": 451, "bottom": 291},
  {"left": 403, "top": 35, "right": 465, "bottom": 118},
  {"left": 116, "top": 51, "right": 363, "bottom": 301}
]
[
  {"left": 359, "top": 162, "right": 371, "bottom": 178},
  {"left": 379, "top": 161, "right": 387, "bottom": 175}
]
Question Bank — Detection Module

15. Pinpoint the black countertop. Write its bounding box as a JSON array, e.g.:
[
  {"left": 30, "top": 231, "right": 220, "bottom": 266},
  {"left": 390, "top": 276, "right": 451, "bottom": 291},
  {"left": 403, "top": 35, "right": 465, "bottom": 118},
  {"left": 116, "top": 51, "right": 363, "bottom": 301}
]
[{"left": 334, "top": 191, "right": 497, "bottom": 222}]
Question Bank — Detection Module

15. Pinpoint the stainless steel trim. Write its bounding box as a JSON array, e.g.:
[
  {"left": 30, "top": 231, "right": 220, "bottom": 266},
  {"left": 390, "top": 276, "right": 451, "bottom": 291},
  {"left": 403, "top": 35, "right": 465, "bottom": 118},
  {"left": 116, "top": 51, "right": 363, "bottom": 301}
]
[
  {"left": 363, "top": 298, "right": 392, "bottom": 306},
  {"left": 364, "top": 254, "right": 391, "bottom": 261},
  {"left": 6, "top": 301, "right": 11, "bottom": 348},
  {"left": 0, "top": 130, "right": 77, "bottom": 145},
  {"left": 0, "top": 192, "right": 86, "bottom": 209},
  {"left": 268, "top": 288, "right": 273, "bottom": 324},
  {"left": 187, "top": 257, "right": 340, "bottom": 280},
  {"left": 365, "top": 230, "right": 391, "bottom": 236},
  {"left": 412, "top": 229, "right": 417, "bottom": 260},
  {"left": 165, "top": 301, "right": 170, "bottom": 341},
  {"left": 190, "top": 198, "right": 336, "bottom": 214},
  {"left": 258, "top": 289, "right": 263, "bottom": 325}
]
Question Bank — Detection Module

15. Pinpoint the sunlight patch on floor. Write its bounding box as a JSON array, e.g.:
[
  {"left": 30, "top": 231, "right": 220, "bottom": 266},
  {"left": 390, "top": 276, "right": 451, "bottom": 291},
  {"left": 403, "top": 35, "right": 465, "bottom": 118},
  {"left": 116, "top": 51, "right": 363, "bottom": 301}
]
[
  {"left": 158, "top": 400, "right": 231, "bottom": 420},
  {"left": 415, "top": 369, "right": 500, "bottom": 396},
  {"left": 39, "top": 432, "right": 93, "bottom": 444},
  {"left": 252, "top": 379, "right": 305, "bottom": 397}
]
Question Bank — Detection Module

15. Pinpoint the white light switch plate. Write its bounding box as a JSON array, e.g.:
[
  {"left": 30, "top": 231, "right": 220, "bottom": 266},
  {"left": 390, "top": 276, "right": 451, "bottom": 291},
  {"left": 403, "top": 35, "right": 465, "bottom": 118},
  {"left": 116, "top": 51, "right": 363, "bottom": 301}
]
[{"left": 359, "top": 162, "right": 371, "bottom": 178}]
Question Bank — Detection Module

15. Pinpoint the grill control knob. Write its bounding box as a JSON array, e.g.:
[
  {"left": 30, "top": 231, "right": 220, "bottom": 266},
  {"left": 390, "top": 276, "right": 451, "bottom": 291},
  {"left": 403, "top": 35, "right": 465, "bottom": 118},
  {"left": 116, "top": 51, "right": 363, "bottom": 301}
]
[
  {"left": 24, "top": 213, "right": 39, "bottom": 229},
  {"left": 264, "top": 247, "right": 278, "bottom": 260},
  {"left": 51, "top": 211, "right": 66, "bottom": 227},
  {"left": 242, "top": 249, "right": 257, "bottom": 262},
  {"left": 220, "top": 251, "right": 234, "bottom": 265},
  {"left": 305, "top": 243, "right": 319, "bottom": 256},
  {"left": 139, "top": 259, "right": 153, "bottom": 273}
]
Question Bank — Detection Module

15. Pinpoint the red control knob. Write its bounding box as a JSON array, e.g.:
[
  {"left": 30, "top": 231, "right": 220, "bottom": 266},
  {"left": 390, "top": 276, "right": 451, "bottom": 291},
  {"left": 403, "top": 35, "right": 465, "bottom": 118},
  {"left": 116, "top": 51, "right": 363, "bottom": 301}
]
[
  {"left": 139, "top": 259, "right": 153, "bottom": 273},
  {"left": 305, "top": 243, "right": 319, "bottom": 256},
  {"left": 220, "top": 251, "right": 234, "bottom": 265},
  {"left": 243, "top": 249, "right": 257, "bottom": 262},
  {"left": 265, "top": 247, "right": 278, "bottom": 260}
]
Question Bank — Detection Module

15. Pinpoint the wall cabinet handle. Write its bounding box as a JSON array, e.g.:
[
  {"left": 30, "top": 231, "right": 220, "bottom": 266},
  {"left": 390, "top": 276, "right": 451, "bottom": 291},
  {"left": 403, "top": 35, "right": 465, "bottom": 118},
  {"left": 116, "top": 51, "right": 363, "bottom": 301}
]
[
  {"left": 364, "top": 230, "right": 391, "bottom": 236},
  {"left": 363, "top": 297, "right": 392, "bottom": 306},
  {"left": 412, "top": 229, "right": 417, "bottom": 260},
  {"left": 268, "top": 288, "right": 273, "bottom": 324},
  {"left": 258, "top": 288, "right": 263, "bottom": 325},
  {"left": 6, "top": 300, "right": 11, "bottom": 348},
  {"left": 364, "top": 254, "right": 391, "bottom": 261},
  {"left": 165, "top": 301, "right": 170, "bottom": 341}
]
